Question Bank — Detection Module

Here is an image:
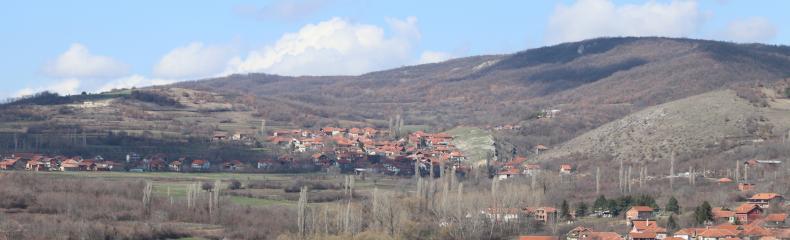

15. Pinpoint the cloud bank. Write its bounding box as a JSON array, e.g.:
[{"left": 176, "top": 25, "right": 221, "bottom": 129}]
[
  {"left": 545, "top": 0, "right": 704, "bottom": 44},
  {"left": 42, "top": 43, "right": 129, "bottom": 79},
  {"left": 225, "top": 17, "right": 420, "bottom": 76},
  {"left": 720, "top": 17, "right": 777, "bottom": 43}
]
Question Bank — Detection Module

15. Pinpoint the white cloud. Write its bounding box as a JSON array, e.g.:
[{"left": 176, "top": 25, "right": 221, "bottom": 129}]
[
  {"left": 720, "top": 17, "right": 777, "bottom": 43},
  {"left": 225, "top": 17, "right": 420, "bottom": 76},
  {"left": 14, "top": 79, "right": 81, "bottom": 97},
  {"left": 43, "top": 43, "right": 129, "bottom": 79},
  {"left": 153, "top": 42, "right": 235, "bottom": 79},
  {"left": 417, "top": 51, "right": 454, "bottom": 64},
  {"left": 545, "top": 0, "right": 703, "bottom": 44},
  {"left": 97, "top": 75, "right": 176, "bottom": 92}
]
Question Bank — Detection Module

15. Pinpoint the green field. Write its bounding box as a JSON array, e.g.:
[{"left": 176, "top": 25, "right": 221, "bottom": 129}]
[{"left": 25, "top": 171, "right": 403, "bottom": 208}]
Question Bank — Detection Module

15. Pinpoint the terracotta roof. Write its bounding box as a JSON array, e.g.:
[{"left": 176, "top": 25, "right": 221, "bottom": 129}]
[
  {"left": 698, "top": 228, "right": 739, "bottom": 238},
  {"left": 629, "top": 232, "right": 656, "bottom": 239},
  {"left": 735, "top": 203, "right": 761, "bottom": 214},
  {"left": 584, "top": 232, "right": 623, "bottom": 240},
  {"left": 629, "top": 206, "right": 655, "bottom": 212},
  {"left": 713, "top": 207, "right": 735, "bottom": 218},
  {"left": 632, "top": 220, "right": 665, "bottom": 233},
  {"left": 674, "top": 228, "right": 705, "bottom": 236},
  {"left": 750, "top": 193, "right": 782, "bottom": 200},
  {"left": 718, "top": 178, "right": 734, "bottom": 183},
  {"left": 765, "top": 213, "right": 788, "bottom": 222}
]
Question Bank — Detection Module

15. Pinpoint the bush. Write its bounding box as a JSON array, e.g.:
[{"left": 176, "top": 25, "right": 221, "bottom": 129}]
[{"left": 229, "top": 179, "right": 242, "bottom": 190}]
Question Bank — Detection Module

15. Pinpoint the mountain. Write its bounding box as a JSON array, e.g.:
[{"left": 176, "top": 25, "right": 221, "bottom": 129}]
[
  {"left": 174, "top": 37, "right": 790, "bottom": 149},
  {"left": 3, "top": 37, "right": 790, "bottom": 163}
]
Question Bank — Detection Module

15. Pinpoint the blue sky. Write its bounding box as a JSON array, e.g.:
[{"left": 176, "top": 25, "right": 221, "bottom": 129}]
[{"left": 1, "top": 0, "right": 788, "bottom": 99}]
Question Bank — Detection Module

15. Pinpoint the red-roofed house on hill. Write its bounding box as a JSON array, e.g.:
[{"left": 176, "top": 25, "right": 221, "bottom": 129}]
[
  {"left": 560, "top": 164, "right": 573, "bottom": 174},
  {"left": 764, "top": 213, "right": 788, "bottom": 228},
  {"left": 747, "top": 193, "right": 784, "bottom": 208},
  {"left": 734, "top": 203, "right": 763, "bottom": 224},
  {"left": 626, "top": 206, "right": 654, "bottom": 224},
  {"left": 712, "top": 207, "right": 736, "bottom": 224},
  {"left": 630, "top": 220, "right": 667, "bottom": 239}
]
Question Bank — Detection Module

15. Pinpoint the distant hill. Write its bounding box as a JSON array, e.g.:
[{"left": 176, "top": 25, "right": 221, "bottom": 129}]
[
  {"left": 174, "top": 37, "right": 790, "bottom": 149},
  {"left": 3, "top": 37, "right": 790, "bottom": 164},
  {"left": 536, "top": 89, "right": 790, "bottom": 166}
]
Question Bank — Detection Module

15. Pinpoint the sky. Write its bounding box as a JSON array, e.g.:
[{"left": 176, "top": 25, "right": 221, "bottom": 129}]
[{"left": 1, "top": 0, "right": 788, "bottom": 99}]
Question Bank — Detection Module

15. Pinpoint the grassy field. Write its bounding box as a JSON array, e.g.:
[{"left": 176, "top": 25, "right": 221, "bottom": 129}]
[
  {"left": 26, "top": 171, "right": 407, "bottom": 208},
  {"left": 445, "top": 126, "right": 495, "bottom": 167}
]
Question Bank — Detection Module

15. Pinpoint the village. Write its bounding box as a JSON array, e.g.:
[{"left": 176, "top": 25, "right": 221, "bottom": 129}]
[
  {"left": 0, "top": 126, "right": 475, "bottom": 176},
  {"left": 3, "top": 125, "right": 790, "bottom": 240},
  {"left": 514, "top": 190, "right": 789, "bottom": 240}
]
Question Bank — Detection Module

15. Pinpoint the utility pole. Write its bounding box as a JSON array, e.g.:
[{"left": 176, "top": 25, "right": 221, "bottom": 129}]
[
  {"left": 670, "top": 152, "right": 675, "bottom": 191},
  {"left": 596, "top": 167, "right": 600, "bottom": 195}
]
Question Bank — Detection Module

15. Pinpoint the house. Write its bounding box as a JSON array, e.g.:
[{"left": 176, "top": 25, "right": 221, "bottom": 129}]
[
  {"left": 168, "top": 160, "right": 182, "bottom": 172},
  {"left": 257, "top": 159, "right": 275, "bottom": 170},
  {"left": 747, "top": 193, "right": 784, "bottom": 208},
  {"left": 191, "top": 159, "right": 210, "bottom": 170},
  {"left": 0, "top": 158, "right": 24, "bottom": 170},
  {"left": 496, "top": 168, "right": 522, "bottom": 180},
  {"left": 78, "top": 160, "right": 96, "bottom": 171},
  {"left": 712, "top": 207, "right": 736, "bottom": 224},
  {"left": 524, "top": 164, "right": 542, "bottom": 175},
  {"left": 738, "top": 182, "right": 755, "bottom": 192},
  {"left": 734, "top": 203, "right": 763, "bottom": 224},
  {"left": 223, "top": 160, "right": 246, "bottom": 171},
  {"left": 212, "top": 132, "right": 228, "bottom": 141},
  {"left": 630, "top": 220, "right": 667, "bottom": 240},
  {"left": 717, "top": 178, "right": 733, "bottom": 184},
  {"left": 535, "top": 145, "right": 549, "bottom": 154},
  {"left": 626, "top": 206, "right": 654, "bottom": 224},
  {"left": 763, "top": 213, "right": 788, "bottom": 228},
  {"left": 60, "top": 159, "right": 80, "bottom": 171},
  {"left": 95, "top": 161, "right": 116, "bottom": 171},
  {"left": 25, "top": 159, "right": 46, "bottom": 171},
  {"left": 695, "top": 228, "right": 739, "bottom": 240},
  {"left": 525, "top": 207, "right": 558, "bottom": 224},
  {"left": 560, "top": 164, "right": 573, "bottom": 174},
  {"left": 567, "top": 226, "right": 624, "bottom": 240},
  {"left": 673, "top": 228, "right": 706, "bottom": 240},
  {"left": 629, "top": 231, "right": 658, "bottom": 240}
]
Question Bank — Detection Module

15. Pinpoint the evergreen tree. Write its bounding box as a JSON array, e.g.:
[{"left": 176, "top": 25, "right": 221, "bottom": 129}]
[
  {"left": 593, "top": 195, "right": 608, "bottom": 211},
  {"left": 666, "top": 196, "right": 680, "bottom": 214},
  {"left": 560, "top": 200, "right": 572, "bottom": 220},
  {"left": 576, "top": 202, "right": 588, "bottom": 217},
  {"left": 694, "top": 201, "right": 713, "bottom": 225},
  {"left": 667, "top": 214, "right": 679, "bottom": 234}
]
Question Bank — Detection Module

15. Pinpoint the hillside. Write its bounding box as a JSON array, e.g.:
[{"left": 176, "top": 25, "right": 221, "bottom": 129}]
[
  {"left": 3, "top": 37, "right": 790, "bottom": 163},
  {"left": 174, "top": 37, "right": 790, "bottom": 154},
  {"left": 537, "top": 89, "right": 790, "bottom": 168}
]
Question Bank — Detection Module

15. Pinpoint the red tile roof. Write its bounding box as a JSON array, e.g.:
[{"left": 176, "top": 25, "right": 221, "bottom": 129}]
[{"left": 750, "top": 193, "right": 782, "bottom": 200}]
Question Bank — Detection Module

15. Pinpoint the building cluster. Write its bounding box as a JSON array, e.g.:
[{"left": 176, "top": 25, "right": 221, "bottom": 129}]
[
  {"left": 519, "top": 193, "right": 789, "bottom": 240},
  {"left": 264, "top": 127, "right": 469, "bottom": 175},
  {"left": 0, "top": 153, "right": 116, "bottom": 172},
  {"left": 493, "top": 155, "right": 574, "bottom": 180}
]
